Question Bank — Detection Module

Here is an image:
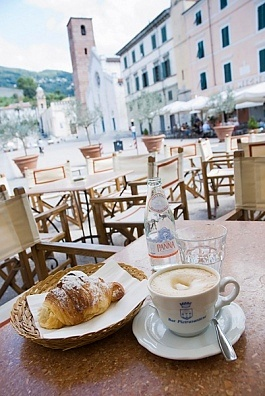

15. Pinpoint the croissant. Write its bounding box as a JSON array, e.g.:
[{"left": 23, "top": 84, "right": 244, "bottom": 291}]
[{"left": 38, "top": 271, "right": 125, "bottom": 329}]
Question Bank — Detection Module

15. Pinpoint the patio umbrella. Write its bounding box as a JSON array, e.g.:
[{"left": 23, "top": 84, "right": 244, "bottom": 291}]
[
  {"left": 184, "top": 96, "right": 210, "bottom": 112},
  {"left": 167, "top": 101, "right": 188, "bottom": 114},
  {"left": 234, "top": 82, "right": 265, "bottom": 104},
  {"left": 235, "top": 101, "right": 263, "bottom": 109}
]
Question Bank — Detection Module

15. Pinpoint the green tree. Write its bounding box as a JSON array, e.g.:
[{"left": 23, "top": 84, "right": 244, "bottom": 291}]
[
  {"left": 207, "top": 88, "right": 235, "bottom": 124},
  {"left": 17, "top": 77, "right": 38, "bottom": 99},
  {"left": 64, "top": 100, "right": 102, "bottom": 145},
  {"left": 129, "top": 91, "right": 164, "bottom": 134},
  {"left": 0, "top": 110, "right": 39, "bottom": 155},
  {"left": 46, "top": 91, "right": 66, "bottom": 107}
]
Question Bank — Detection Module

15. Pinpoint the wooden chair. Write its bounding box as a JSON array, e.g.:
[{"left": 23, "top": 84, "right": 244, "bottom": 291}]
[
  {"left": 238, "top": 140, "right": 265, "bottom": 157},
  {"left": 198, "top": 138, "right": 234, "bottom": 219},
  {"left": 113, "top": 151, "right": 156, "bottom": 187},
  {"left": 25, "top": 162, "right": 84, "bottom": 229},
  {"left": 129, "top": 149, "right": 189, "bottom": 220},
  {"left": 90, "top": 148, "right": 189, "bottom": 246},
  {"left": 0, "top": 174, "right": 11, "bottom": 196},
  {"left": 86, "top": 154, "right": 113, "bottom": 174},
  {"left": 91, "top": 194, "right": 147, "bottom": 245},
  {"left": 225, "top": 134, "right": 250, "bottom": 153},
  {"left": 0, "top": 185, "right": 122, "bottom": 300},
  {"left": 218, "top": 150, "right": 265, "bottom": 221},
  {"left": 164, "top": 143, "right": 204, "bottom": 199}
]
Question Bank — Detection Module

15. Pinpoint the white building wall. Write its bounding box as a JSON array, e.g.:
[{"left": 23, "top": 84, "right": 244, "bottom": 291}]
[
  {"left": 87, "top": 48, "right": 129, "bottom": 137},
  {"left": 41, "top": 101, "right": 72, "bottom": 139}
]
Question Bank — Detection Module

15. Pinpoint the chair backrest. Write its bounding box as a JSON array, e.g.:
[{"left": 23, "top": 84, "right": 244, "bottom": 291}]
[
  {"left": 0, "top": 174, "right": 11, "bottom": 196},
  {"left": 164, "top": 143, "right": 199, "bottom": 159},
  {"left": 249, "top": 132, "right": 265, "bottom": 143},
  {"left": 234, "top": 150, "right": 265, "bottom": 210},
  {"left": 225, "top": 134, "right": 250, "bottom": 152},
  {"left": 0, "top": 186, "right": 40, "bottom": 262},
  {"left": 150, "top": 147, "right": 184, "bottom": 190},
  {"left": 113, "top": 152, "right": 156, "bottom": 181},
  {"left": 25, "top": 161, "right": 71, "bottom": 187},
  {"left": 198, "top": 139, "right": 213, "bottom": 161},
  {"left": 86, "top": 155, "right": 113, "bottom": 174},
  {"left": 238, "top": 141, "right": 265, "bottom": 157}
]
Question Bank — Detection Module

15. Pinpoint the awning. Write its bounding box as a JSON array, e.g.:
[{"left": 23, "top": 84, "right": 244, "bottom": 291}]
[
  {"left": 234, "top": 82, "right": 265, "bottom": 104},
  {"left": 235, "top": 101, "right": 264, "bottom": 110}
]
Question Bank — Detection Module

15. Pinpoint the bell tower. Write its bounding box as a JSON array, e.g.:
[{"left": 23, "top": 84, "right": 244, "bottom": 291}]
[{"left": 67, "top": 17, "right": 96, "bottom": 105}]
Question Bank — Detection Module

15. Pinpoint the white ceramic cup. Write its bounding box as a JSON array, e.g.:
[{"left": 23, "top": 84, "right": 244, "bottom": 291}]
[{"left": 148, "top": 264, "right": 240, "bottom": 337}]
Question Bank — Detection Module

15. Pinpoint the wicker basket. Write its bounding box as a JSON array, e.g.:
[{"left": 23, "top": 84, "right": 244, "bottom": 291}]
[{"left": 10, "top": 263, "right": 147, "bottom": 350}]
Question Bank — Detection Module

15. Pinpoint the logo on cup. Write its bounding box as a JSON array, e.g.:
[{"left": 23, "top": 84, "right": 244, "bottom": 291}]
[{"left": 180, "top": 302, "right": 193, "bottom": 320}]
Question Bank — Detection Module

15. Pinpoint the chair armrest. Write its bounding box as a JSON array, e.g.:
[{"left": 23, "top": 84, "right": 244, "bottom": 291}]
[
  {"left": 90, "top": 194, "right": 147, "bottom": 205},
  {"left": 36, "top": 241, "right": 123, "bottom": 259},
  {"left": 34, "top": 203, "right": 69, "bottom": 221}
]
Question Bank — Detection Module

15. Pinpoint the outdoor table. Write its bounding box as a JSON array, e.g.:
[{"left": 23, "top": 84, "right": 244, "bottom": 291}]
[
  {"left": 0, "top": 220, "right": 264, "bottom": 395},
  {"left": 26, "top": 170, "right": 131, "bottom": 242}
]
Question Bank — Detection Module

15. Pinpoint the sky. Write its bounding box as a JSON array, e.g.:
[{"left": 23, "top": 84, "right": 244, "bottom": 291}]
[{"left": 0, "top": 0, "right": 170, "bottom": 73}]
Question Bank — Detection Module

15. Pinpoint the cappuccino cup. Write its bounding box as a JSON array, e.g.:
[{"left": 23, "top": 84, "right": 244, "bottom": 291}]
[{"left": 148, "top": 264, "right": 240, "bottom": 337}]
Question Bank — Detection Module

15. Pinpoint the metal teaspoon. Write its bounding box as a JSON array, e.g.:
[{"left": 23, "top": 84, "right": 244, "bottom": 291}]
[{"left": 212, "top": 318, "right": 237, "bottom": 361}]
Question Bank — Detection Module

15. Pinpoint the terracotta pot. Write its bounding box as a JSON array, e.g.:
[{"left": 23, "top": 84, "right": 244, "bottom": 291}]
[
  {"left": 141, "top": 134, "right": 165, "bottom": 153},
  {"left": 213, "top": 125, "right": 234, "bottom": 142},
  {"left": 79, "top": 144, "right": 102, "bottom": 159},
  {"left": 13, "top": 154, "right": 39, "bottom": 177}
]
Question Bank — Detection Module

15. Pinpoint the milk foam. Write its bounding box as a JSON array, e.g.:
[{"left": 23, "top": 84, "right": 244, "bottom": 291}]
[{"left": 151, "top": 267, "right": 218, "bottom": 296}]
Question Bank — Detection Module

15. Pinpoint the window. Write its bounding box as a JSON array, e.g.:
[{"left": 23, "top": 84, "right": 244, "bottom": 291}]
[
  {"left": 195, "top": 11, "right": 202, "bottom": 25},
  {"left": 132, "top": 50, "right": 136, "bottom": 63},
  {"left": 151, "top": 34, "right": 157, "bottom": 49},
  {"left": 126, "top": 79, "right": 131, "bottom": 95},
  {"left": 112, "top": 118, "right": 116, "bottom": 130},
  {"left": 161, "top": 26, "right": 167, "bottom": 43},
  {"left": 197, "top": 41, "right": 205, "bottom": 58},
  {"left": 81, "top": 25, "right": 86, "bottom": 35},
  {"left": 224, "top": 62, "right": 232, "bottom": 83},
  {"left": 162, "top": 58, "right": 171, "bottom": 78},
  {"left": 84, "top": 48, "right": 87, "bottom": 55},
  {"left": 220, "top": 0, "right": 227, "bottom": 10},
  {"left": 259, "top": 48, "right": 265, "bottom": 72},
  {"left": 222, "top": 26, "right": 230, "bottom": 48},
  {"left": 258, "top": 3, "right": 265, "bottom": 30},
  {"left": 153, "top": 64, "right": 161, "bottom": 83},
  {"left": 142, "top": 71, "right": 149, "bottom": 88},
  {"left": 124, "top": 57, "right": 128, "bottom": 69},
  {"left": 140, "top": 44, "right": 145, "bottom": 57},
  {"left": 168, "top": 91, "right": 173, "bottom": 101},
  {"left": 200, "top": 72, "right": 207, "bottom": 90},
  {"left": 135, "top": 75, "right": 140, "bottom": 91}
]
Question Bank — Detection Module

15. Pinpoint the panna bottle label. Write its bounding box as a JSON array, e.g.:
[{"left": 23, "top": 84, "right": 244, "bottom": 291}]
[
  {"left": 147, "top": 227, "right": 178, "bottom": 258},
  {"left": 148, "top": 193, "right": 169, "bottom": 213}
]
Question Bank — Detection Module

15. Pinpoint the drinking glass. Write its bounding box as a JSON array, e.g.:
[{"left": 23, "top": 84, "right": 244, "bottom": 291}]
[{"left": 176, "top": 224, "right": 227, "bottom": 273}]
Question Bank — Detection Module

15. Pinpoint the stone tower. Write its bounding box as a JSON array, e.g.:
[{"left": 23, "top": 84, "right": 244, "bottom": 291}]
[
  {"left": 36, "top": 86, "right": 47, "bottom": 115},
  {"left": 67, "top": 17, "right": 96, "bottom": 105}
]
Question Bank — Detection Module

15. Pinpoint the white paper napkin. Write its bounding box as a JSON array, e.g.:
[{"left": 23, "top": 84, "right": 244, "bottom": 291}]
[{"left": 27, "top": 260, "right": 148, "bottom": 339}]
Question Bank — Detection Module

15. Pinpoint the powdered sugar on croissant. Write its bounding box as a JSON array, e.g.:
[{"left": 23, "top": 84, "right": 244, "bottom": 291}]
[{"left": 38, "top": 271, "right": 125, "bottom": 329}]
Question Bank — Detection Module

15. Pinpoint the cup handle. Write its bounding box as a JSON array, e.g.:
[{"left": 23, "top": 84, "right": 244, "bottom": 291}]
[{"left": 215, "top": 276, "right": 240, "bottom": 312}]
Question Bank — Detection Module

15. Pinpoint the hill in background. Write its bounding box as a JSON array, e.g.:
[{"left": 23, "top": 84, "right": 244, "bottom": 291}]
[{"left": 0, "top": 66, "right": 74, "bottom": 97}]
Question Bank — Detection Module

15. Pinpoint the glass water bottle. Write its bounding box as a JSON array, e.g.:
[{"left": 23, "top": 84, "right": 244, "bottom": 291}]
[{"left": 144, "top": 178, "right": 179, "bottom": 271}]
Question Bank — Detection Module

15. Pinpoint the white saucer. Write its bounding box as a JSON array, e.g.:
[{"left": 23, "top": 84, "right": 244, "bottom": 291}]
[{"left": 132, "top": 302, "right": 245, "bottom": 360}]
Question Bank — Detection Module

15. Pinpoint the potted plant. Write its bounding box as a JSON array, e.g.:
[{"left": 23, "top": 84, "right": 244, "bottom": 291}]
[
  {"left": 65, "top": 100, "right": 102, "bottom": 158},
  {"left": 247, "top": 116, "right": 260, "bottom": 133},
  {"left": 207, "top": 88, "right": 236, "bottom": 142},
  {"left": 129, "top": 92, "right": 165, "bottom": 153},
  {"left": 0, "top": 108, "right": 39, "bottom": 176}
]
